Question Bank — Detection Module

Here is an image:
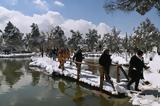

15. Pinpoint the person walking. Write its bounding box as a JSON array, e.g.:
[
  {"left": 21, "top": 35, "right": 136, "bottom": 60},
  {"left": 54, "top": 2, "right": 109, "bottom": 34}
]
[
  {"left": 99, "top": 49, "right": 115, "bottom": 90},
  {"left": 127, "top": 50, "right": 149, "bottom": 91},
  {"left": 73, "top": 48, "right": 84, "bottom": 80}
]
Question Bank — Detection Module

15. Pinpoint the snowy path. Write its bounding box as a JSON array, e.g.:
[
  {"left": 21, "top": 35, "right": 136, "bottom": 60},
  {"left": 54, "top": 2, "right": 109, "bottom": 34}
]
[
  {"left": 29, "top": 56, "right": 120, "bottom": 93},
  {"left": 29, "top": 54, "right": 160, "bottom": 106}
]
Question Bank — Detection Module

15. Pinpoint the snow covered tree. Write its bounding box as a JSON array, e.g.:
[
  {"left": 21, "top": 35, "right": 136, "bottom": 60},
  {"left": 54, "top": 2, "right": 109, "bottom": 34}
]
[
  {"left": 52, "top": 26, "right": 67, "bottom": 48},
  {"left": 96, "top": 40, "right": 104, "bottom": 52},
  {"left": 44, "top": 28, "right": 56, "bottom": 50},
  {"left": 28, "top": 23, "right": 41, "bottom": 51},
  {"left": 30, "top": 23, "right": 40, "bottom": 38},
  {"left": 102, "top": 27, "right": 121, "bottom": 52},
  {"left": 0, "top": 29, "right": 2, "bottom": 47},
  {"left": 102, "top": 33, "right": 112, "bottom": 50},
  {"left": 126, "top": 35, "right": 135, "bottom": 53},
  {"left": 2, "top": 21, "right": 24, "bottom": 51},
  {"left": 132, "top": 18, "right": 160, "bottom": 52},
  {"left": 85, "top": 29, "right": 100, "bottom": 51},
  {"left": 110, "top": 27, "right": 121, "bottom": 52},
  {"left": 122, "top": 33, "right": 128, "bottom": 50},
  {"left": 23, "top": 33, "right": 31, "bottom": 51},
  {"left": 104, "top": 0, "right": 160, "bottom": 15},
  {"left": 67, "top": 30, "right": 83, "bottom": 50}
]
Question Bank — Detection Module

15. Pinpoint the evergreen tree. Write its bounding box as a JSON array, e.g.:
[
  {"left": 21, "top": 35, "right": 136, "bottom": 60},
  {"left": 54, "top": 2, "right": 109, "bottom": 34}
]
[
  {"left": 52, "top": 26, "right": 67, "bottom": 48},
  {"left": 68, "top": 30, "right": 83, "bottom": 50},
  {"left": 132, "top": 18, "right": 159, "bottom": 52},
  {"left": 3, "top": 22, "right": 14, "bottom": 37},
  {"left": 102, "top": 27, "right": 122, "bottom": 52},
  {"left": 3, "top": 21, "right": 24, "bottom": 51},
  {"left": 122, "top": 33, "right": 129, "bottom": 51},
  {"left": 124, "top": 34, "right": 135, "bottom": 53},
  {"left": 31, "top": 23, "right": 40, "bottom": 38},
  {"left": 102, "top": 33, "right": 112, "bottom": 50},
  {"left": 28, "top": 23, "right": 41, "bottom": 51},
  {"left": 110, "top": 27, "right": 121, "bottom": 52},
  {"left": 85, "top": 29, "right": 100, "bottom": 51},
  {"left": 0, "top": 30, "right": 2, "bottom": 47},
  {"left": 104, "top": 0, "right": 160, "bottom": 15},
  {"left": 44, "top": 28, "right": 56, "bottom": 50},
  {"left": 23, "top": 33, "right": 31, "bottom": 51},
  {"left": 97, "top": 40, "right": 104, "bottom": 52}
]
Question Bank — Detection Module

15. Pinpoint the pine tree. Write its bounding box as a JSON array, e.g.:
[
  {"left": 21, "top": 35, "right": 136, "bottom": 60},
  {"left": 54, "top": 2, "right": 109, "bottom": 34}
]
[
  {"left": 0, "top": 30, "right": 2, "bottom": 47},
  {"left": 52, "top": 26, "right": 67, "bottom": 48},
  {"left": 23, "top": 33, "right": 31, "bottom": 51},
  {"left": 110, "top": 27, "right": 121, "bottom": 52},
  {"left": 85, "top": 29, "right": 100, "bottom": 51},
  {"left": 68, "top": 30, "right": 83, "bottom": 50},
  {"left": 28, "top": 23, "right": 41, "bottom": 51},
  {"left": 44, "top": 28, "right": 56, "bottom": 50},
  {"left": 104, "top": 0, "right": 160, "bottom": 15},
  {"left": 122, "top": 33, "right": 128, "bottom": 51},
  {"left": 3, "top": 21, "right": 24, "bottom": 51},
  {"left": 132, "top": 18, "right": 159, "bottom": 52},
  {"left": 102, "top": 27, "right": 122, "bottom": 52},
  {"left": 31, "top": 23, "right": 40, "bottom": 38},
  {"left": 102, "top": 33, "right": 112, "bottom": 50}
]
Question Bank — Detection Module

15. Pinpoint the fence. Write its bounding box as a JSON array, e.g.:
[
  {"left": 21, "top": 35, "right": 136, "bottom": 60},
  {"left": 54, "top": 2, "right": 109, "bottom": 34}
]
[{"left": 60, "top": 60, "right": 129, "bottom": 91}]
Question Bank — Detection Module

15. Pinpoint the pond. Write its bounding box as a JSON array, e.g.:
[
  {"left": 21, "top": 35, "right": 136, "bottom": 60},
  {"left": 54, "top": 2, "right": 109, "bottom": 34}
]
[{"left": 0, "top": 58, "right": 132, "bottom": 106}]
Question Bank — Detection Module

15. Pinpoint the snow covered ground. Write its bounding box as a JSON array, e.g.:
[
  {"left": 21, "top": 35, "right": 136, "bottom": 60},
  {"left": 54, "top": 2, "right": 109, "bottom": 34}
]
[
  {"left": 29, "top": 53, "right": 160, "bottom": 106},
  {"left": 0, "top": 52, "right": 36, "bottom": 58}
]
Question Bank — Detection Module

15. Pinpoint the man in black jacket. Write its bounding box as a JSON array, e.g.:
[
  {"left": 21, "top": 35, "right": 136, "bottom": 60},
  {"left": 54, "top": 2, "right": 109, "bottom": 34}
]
[
  {"left": 127, "top": 50, "right": 149, "bottom": 91},
  {"left": 99, "top": 49, "right": 115, "bottom": 90},
  {"left": 73, "top": 49, "right": 83, "bottom": 63},
  {"left": 73, "top": 48, "right": 84, "bottom": 80}
]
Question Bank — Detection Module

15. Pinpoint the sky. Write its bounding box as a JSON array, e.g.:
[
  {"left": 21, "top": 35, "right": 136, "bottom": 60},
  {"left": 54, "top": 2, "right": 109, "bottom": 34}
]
[{"left": 0, "top": 0, "right": 160, "bottom": 37}]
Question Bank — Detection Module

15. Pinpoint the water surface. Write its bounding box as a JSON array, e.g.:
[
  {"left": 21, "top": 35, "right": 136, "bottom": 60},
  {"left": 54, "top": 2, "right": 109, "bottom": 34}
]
[{"left": 0, "top": 58, "right": 132, "bottom": 106}]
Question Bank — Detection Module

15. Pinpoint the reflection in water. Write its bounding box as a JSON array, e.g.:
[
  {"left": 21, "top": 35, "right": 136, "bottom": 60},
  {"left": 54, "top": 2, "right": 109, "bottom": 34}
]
[
  {"left": 0, "top": 59, "right": 132, "bottom": 106},
  {"left": 72, "top": 85, "right": 87, "bottom": 106},
  {"left": 31, "top": 71, "right": 40, "bottom": 86},
  {"left": 57, "top": 79, "right": 132, "bottom": 106},
  {"left": 0, "top": 59, "right": 24, "bottom": 88},
  {"left": 58, "top": 81, "right": 65, "bottom": 94},
  {"left": 58, "top": 80, "right": 88, "bottom": 106}
]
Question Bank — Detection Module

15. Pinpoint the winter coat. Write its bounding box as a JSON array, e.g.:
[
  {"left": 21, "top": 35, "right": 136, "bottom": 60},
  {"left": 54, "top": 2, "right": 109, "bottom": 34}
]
[
  {"left": 73, "top": 50, "right": 84, "bottom": 62},
  {"left": 128, "top": 55, "right": 146, "bottom": 79},
  {"left": 99, "top": 53, "right": 111, "bottom": 67}
]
